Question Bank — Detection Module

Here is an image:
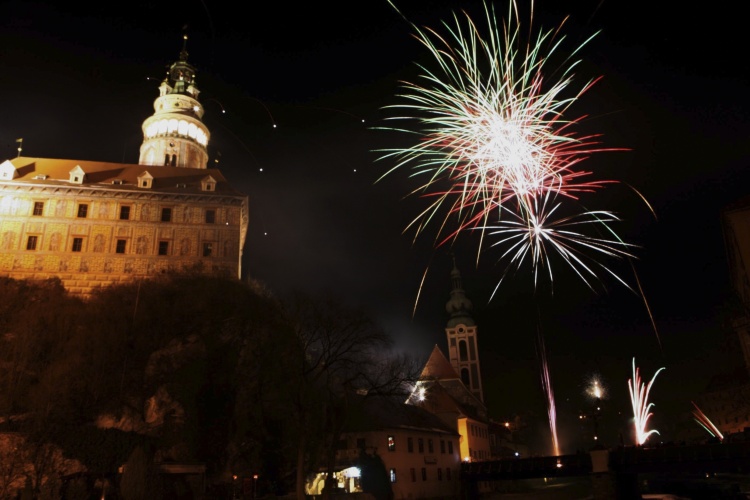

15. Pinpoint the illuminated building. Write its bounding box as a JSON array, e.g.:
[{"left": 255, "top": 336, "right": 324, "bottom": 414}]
[{"left": 0, "top": 36, "right": 248, "bottom": 295}]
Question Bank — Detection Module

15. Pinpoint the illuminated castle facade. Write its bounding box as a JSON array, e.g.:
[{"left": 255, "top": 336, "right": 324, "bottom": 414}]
[{"left": 0, "top": 36, "right": 248, "bottom": 295}]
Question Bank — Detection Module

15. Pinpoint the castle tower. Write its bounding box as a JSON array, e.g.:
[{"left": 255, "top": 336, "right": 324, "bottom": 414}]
[
  {"left": 138, "top": 33, "right": 210, "bottom": 169},
  {"left": 445, "top": 256, "right": 484, "bottom": 402}
]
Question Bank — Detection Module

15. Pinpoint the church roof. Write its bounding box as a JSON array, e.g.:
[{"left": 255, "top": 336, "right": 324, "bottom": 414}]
[
  {"left": 2, "top": 157, "right": 244, "bottom": 197},
  {"left": 420, "top": 345, "right": 460, "bottom": 381},
  {"left": 344, "top": 394, "right": 458, "bottom": 436}
]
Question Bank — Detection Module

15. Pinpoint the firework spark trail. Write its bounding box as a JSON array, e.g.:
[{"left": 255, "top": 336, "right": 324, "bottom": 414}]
[
  {"left": 691, "top": 401, "right": 723, "bottom": 441},
  {"left": 628, "top": 358, "right": 665, "bottom": 446},
  {"left": 537, "top": 332, "right": 560, "bottom": 456}
]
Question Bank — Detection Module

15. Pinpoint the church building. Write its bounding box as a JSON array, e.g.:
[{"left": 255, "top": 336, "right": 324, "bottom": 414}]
[{"left": 0, "top": 35, "right": 249, "bottom": 296}]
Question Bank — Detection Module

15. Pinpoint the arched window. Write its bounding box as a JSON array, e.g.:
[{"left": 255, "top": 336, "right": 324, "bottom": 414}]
[{"left": 459, "top": 340, "right": 468, "bottom": 361}]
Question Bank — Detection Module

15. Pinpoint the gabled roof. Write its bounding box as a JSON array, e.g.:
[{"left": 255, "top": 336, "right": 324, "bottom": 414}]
[
  {"left": 420, "top": 344, "right": 460, "bottom": 381},
  {"left": 2, "top": 157, "right": 245, "bottom": 196},
  {"left": 344, "top": 394, "right": 458, "bottom": 436}
]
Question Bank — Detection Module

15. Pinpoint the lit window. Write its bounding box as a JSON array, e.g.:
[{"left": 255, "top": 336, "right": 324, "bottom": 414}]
[
  {"left": 389, "top": 469, "right": 396, "bottom": 483},
  {"left": 203, "top": 242, "right": 213, "bottom": 257},
  {"left": 388, "top": 436, "right": 395, "bottom": 452},
  {"left": 26, "top": 235, "right": 37, "bottom": 250},
  {"left": 77, "top": 204, "right": 88, "bottom": 218},
  {"left": 158, "top": 241, "right": 169, "bottom": 256},
  {"left": 120, "top": 206, "right": 131, "bottom": 220},
  {"left": 72, "top": 238, "right": 83, "bottom": 252},
  {"left": 32, "top": 202, "right": 44, "bottom": 216},
  {"left": 161, "top": 208, "right": 172, "bottom": 222},
  {"left": 116, "top": 240, "right": 127, "bottom": 254},
  {"left": 205, "top": 209, "right": 215, "bottom": 224}
]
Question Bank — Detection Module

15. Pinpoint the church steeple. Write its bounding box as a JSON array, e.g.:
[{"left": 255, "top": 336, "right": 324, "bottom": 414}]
[
  {"left": 444, "top": 255, "right": 484, "bottom": 402},
  {"left": 138, "top": 33, "right": 210, "bottom": 169},
  {"left": 446, "top": 254, "right": 475, "bottom": 328}
]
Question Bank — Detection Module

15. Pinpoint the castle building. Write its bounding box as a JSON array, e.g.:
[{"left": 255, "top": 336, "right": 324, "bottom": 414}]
[{"left": 0, "top": 35, "right": 248, "bottom": 296}]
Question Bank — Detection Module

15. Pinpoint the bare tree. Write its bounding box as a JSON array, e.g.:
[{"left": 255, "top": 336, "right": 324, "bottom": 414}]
[{"left": 280, "top": 291, "right": 421, "bottom": 499}]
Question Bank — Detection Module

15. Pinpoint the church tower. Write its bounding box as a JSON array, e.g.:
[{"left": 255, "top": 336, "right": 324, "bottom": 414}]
[
  {"left": 139, "top": 34, "right": 210, "bottom": 169},
  {"left": 445, "top": 256, "right": 484, "bottom": 402}
]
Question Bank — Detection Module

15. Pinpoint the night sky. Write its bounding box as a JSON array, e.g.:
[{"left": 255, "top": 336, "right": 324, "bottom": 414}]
[{"left": 2, "top": 0, "right": 750, "bottom": 452}]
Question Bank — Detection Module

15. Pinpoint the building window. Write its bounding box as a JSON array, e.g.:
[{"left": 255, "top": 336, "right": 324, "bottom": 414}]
[
  {"left": 407, "top": 437, "right": 413, "bottom": 453},
  {"left": 428, "top": 439, "right": 434, "bottom": 454},
  {"left": 77, "top": 204, "right": 88, "bottom": 218},
  {"left": 116, "top": 239, "right": 127, "bottom": 254},
  {"left": 421, "top": 468, "right": 427, "bottom": 481},
  {"left": 389, "top": 469, "right": 396, "bottom": 483},
  {"left": 203, "top": 242, "right": 213, "bottom": 257},
  {"left": 410, "top": 468, "right": 416, "bottom": 482},
  {"left": 158, "top": 241, "right": 169, "bottom": 256},
  {"left": 26, "top": 235, "right": 38, "bottom": 250},
  {"left": 161, "top": 207, "right": 172, "bottom": 222},
  {"left": 418, "top": 438, "right": 424, "bottom": 453},
  {"left": 446, "top": 468, "right": 451, "bottom": 481},
  {"left": 205, "top": 209, "right": 216, "bottom": 223},
  {"left": 119, "top": 205, "right": 131, "bottom": 220},
  {"left": 72, "top": 238, "right": 83, "bottom": 252},
  {"left": 387, "top": 435, "right": 395, "bottom": 452},
  {"left": 448, "top": 441, "right": 453, "bottom": 455},
  {"left": 440, "top": 440, "right": 446, "bottom": 454},
  {"left": 32, "top": 201, "right": 44, "bottom": 216},
  {"left": 438, "top": 468, "right": 443, "bottom": 481}
]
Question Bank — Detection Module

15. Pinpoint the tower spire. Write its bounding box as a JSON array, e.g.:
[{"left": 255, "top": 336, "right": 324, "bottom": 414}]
[
  {"left": 444, "top": 254, "right": 484, "bottom": 402},
  {"left": 138, "top": 32, "right": 210, "bottom": 168}
]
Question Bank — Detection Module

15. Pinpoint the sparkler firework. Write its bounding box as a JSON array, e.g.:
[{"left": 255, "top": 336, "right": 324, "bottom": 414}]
[{"left": 628, "top": 358, "right": 664, "bottom": 446}]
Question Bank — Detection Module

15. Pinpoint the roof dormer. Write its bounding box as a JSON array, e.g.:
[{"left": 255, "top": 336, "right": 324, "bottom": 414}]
[
  {"left": 201, "top": 175, "right": 217, "bottom": 192},
  {"left": 0, "top": 160, "right": 18, "bottom": 180},
  {"left": 69, "top": 165, "right": 86, "bottom": 184},
  {"left": 137, "top": 171, "right": 154, "bottom": 189}
]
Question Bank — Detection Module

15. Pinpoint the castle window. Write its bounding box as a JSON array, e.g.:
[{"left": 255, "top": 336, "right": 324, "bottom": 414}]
[
  {"left": 77, "top": 204, "right": 88, "bottom": 218},
  {"left": 421, "top": 468, "right": 427, "bottom": 481},
  {"left": 72, "top": 238, "right": 83, "bottom": 252},
  {"left": 407, "top": 437, "right": 413, "bottom": 453},
  {"left": 388, "top": 435, "right": 395, "bottom": 452},
  {"left": 32, "top": 201, "right": 44, "bottom": 216},
  {"left": 158, "top": 241, "right": 169, "bottom": 256},
  {"left": 459, "top": 340, "right": 468, "bottom": 361},
  {"left": 161, "top": 208, "right": 172, "bottom": 222},
  {"left": 389, "top": 469, "right": 396, "bottom": 483},
  {"left": 428, "top": 439, "right": 433, "bottom": 453},
  {"left": 440, "top": 440, "right": 446, "bottom": 454},
  {"left": 119, "top": 205, "right": 131, "bottom": 220},
  {"left": 461, "top": 368, "right": 470, "bottom": 387},
  {"left": 447, "top": 441, "right": 453, "bottom": 455},
  {"left": 115, "top": 239, "right": 127, "bottom": 254},
  {"left": 205, "top": 209, "right": 216, "bottom": 224},
  {"left": 202, "top": 242, "right": 213, "bottom": 257},
  {"left": 418, "top": 438, "right": 424, "bottom": 453},
  {"left": 437, "top": 468, "right": 443, "bottom": 481},
  {"left": 26, "top": 235, "right": 38, "bottom": 250}
]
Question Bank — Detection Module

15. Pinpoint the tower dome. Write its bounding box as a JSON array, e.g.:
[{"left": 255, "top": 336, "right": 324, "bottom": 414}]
[{"left": 138, "top": 33, "right": 210, "bottom": 169}]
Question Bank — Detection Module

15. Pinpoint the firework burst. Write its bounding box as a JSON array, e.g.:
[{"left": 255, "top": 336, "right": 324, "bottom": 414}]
[
  {"left": 628, "top": 358, "right": 665, "bottom": 446},
  {"left": 377, "top": 0, "right": 637, "bottom": 291},
  {"left": 691, "top": 401, "right": 723, "bottom": 441}
]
